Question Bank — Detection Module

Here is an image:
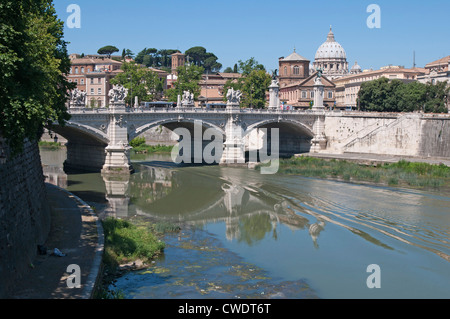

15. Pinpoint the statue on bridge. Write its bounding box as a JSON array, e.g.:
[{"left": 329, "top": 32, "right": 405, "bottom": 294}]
[
  {"left": 181, "top": 90, "right": 194, "bottom": 106},
  {"left": 108, "top": 84, "right": 128, "bottom": 104},
  {"left": 226, "top": 88, "right": 242, "bottom": 105},
  {"left": 69, "top": 88, "right": 86, "bottom": 107}
]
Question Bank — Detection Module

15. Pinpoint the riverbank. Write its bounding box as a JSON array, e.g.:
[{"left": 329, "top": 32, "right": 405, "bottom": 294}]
[
  {"left": 7, "top": 183, "right": 103, "bottom": 299},
  {"left": 268, "top": 154, "right": 450, "bottom": 192}
]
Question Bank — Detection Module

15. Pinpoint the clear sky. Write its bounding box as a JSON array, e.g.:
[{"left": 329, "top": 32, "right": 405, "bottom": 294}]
[{"left": 54, "top": 0, "right": 450, "bottom": 73}]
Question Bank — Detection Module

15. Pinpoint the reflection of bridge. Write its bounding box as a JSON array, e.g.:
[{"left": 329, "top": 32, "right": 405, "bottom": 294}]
[{"left": 50, "top": 104, "right": 327, "bottom": 173}]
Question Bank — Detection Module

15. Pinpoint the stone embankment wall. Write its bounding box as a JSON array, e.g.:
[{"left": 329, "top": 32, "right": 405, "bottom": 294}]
[
  {"left": 141, "top": 125, "right": 178, "bottom": 145},
  {"left": 0, "top": 138, "right": 50, "bottom": 298},
  {"left": 324, "top": 112, "right": 450, "bottom": 158}
]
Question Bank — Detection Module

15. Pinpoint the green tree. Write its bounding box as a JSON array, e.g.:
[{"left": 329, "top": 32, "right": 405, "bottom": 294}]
[
  {"left": 97, "top": 45, "right": 119, "bottom": 58},
  {"left": 241, "top": 69, "right": 271, "bottom": 108},
  {"left": 223, "top": 67, "right": 233, "bottom": 73},
  {"left": 165, "top": 64, "right": 204, "bottom": 102},
  {"left": 233, "top": 63, "right": 238, "bottom": 73},
  {"left": 424, "top": 81, "right": 449, "bottom": 113},
  {"left": 110, "top": 62, "right": 164, "bottom": 105},
  {"left": 185, "top": 46, "right": 222, "bottom": 73},
  {"left": 222, "top": 58, "right": 270, "bottom": 108},
  {"left": 358, "top": 77, "right": 449, "bottom": 113},
  {"left": 237, "top": 57, "right": 265, "bottom": 75},
  {"left": 0, "top": 0, "right": 73, "bottom": 154}
]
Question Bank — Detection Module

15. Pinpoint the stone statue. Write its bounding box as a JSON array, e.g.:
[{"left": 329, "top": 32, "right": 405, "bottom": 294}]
[
  {"left": 226, "top": 88, "right": 242, "bottom": 104},
  {"left": 181, "top": 90, "right": 194, "bottom": 106},
  {"left": 70, "top": 88, "right": 86, "bottom": 107},
  {"left": 108, "top": 84, "right": 128, "bottom": 103}
]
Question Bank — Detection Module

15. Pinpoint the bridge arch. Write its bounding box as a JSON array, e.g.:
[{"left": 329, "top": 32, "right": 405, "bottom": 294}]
[
  {"left": 131, "top": 117, "right": 226, "bottom": 141},
  {"left": 50, "top": 121, "right": 110, "bottom": 145},
  {"left": 244, "top": 118, "right": 314, "bottom": 138},
  {"left": 243, "top": 118, "right": 314, "bottom": 156},
  {"left": 49, "top": 121, "right": 110, "bottom": 172}
]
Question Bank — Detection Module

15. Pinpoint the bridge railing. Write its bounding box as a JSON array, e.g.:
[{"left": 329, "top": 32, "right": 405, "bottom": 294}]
[{"left": 68, "top": 106, "right": 326, "bottom": 115}]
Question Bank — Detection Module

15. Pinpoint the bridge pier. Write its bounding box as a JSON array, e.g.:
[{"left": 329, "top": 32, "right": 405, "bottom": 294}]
[
  {"left": 220, "top": 102, "right": 246, "bottom": 165},
  {"left": 101, "top": 102, "right": 133, "bottom": 174}
]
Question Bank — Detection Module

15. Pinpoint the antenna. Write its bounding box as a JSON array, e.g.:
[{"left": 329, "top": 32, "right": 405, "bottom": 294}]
[{"left": 413, "top": 50, "right": 416, "bottom": 68}]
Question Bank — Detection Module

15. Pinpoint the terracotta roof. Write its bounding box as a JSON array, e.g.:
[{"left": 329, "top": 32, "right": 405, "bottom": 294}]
[
  {"left": 425, "top": 56, "right": 450, "bottom": 68},
  {"left": 280, "top": 51, "right": 309, "bottom": 62},
  {"left": 71, "top": 57, "right": 122, "bottom": 65},
  {"left": 218, "top": 72, "right": 242, "bottom": 79}
]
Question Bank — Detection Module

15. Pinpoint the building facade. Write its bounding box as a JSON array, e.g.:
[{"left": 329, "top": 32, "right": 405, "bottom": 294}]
[
  {"left": 67, "top": 55, "right": 123, "bottom": 107},
  {"left": 278, "top": 50, "right": 310, "bottom": 88},
  {"left": 279, "top": 72, "right": 336, "bottom": 109},
  {"left": 417, "top": 55, "right": 450, "bottom": 84},
  {"left": 333, "top": 66, "right": 426, "bottom": 109}
]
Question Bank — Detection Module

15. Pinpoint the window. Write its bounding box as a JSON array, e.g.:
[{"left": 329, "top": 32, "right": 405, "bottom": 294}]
[
  {"left": 328, "top": 91, "right": 333, "bottom": 99},
  {"left": 301, "top": 91, "right": 307, "bottom": 99},
  {"left": 98, "top": 78, "right": 101, "bottom": 84},
  {"left": 330, "top": 64, "right": 334, "bottom": 69},
  {"left": 90, "top": 88, "right": 94, "bottom": 94},
  {"left": 293, "top": 65, "right": 299, "bottom": 75},
  {"left": 75, "top": 67, "right": 78, "bottom": 74},
  {"left": 74, "top": 79, "right": 78, "bottom": 83},
  {"left": 310, "top": 91, "right": 314, "bottom": 98},
  {"left": 98, "top": 88, "right": 102, "bottom": 95},
  {"left": 284, "top": 66, "right": 287, "bottom": 75},
  {"left": 81, "top": 67, "right": 85, "bottom": 73},
  {"left": 98, "top": 100, "right": 102, "bottom": 107},
  {"left": 90, "top": 78, "right": 94, "bottom": 84},
  {"left": 80, "top": 78, "right": 84, "bottom": 84}
]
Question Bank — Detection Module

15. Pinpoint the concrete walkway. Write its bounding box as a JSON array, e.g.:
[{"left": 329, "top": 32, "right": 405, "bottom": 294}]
[
  {"left": 8, "top": 183, "right": 104, "bottom": 299},
  {"left": 300, "top": 152, "right": 450, "bottom": 167}
]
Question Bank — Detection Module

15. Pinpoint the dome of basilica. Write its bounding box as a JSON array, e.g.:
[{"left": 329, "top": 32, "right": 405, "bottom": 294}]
[{"left": 315, "top": 27, "right": 346, "bottom": 60}]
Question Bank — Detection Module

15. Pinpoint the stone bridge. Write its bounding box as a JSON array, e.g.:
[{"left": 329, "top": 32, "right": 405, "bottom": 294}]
[{"left": 50, "top": 103, "right": 328, "bottom": 173}]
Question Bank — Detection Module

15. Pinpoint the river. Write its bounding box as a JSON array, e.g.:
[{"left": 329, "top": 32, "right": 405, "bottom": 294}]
[{"left": 40, "top": 148, "right": 450, "bottom": 299}]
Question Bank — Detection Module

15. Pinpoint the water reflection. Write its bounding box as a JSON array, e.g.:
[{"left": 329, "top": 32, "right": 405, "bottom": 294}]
[{"left": 41, "top": 149, "right": 450, "bottom": 298}]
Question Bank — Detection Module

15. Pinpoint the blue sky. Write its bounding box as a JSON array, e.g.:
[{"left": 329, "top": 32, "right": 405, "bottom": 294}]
[{"left": 55, "top": 0, "right": 450, "bottom": 73}]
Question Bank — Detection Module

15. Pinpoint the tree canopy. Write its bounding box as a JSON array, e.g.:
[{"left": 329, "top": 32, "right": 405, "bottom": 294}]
[
  {"left": 97, "top": 45, "right": 119, "bottom": 58},
  {"left": 134, "top": 48, "right": 179, "bottom": 72},
  {"left": 222, "top": 58, "right": 271, "bottom": 108},
  {"left": 358, "top": 77, "right": 449, "bottom": 113},
  {"left": 0, "top": 0, "right": 73, "bottom": 154},
  {"left": 166, "top": 64, "right": 204, "bottom": 103},
  {"left": 110, "top": 62, "right": 165, "bottom": 105},
  {"left": 185, "top": 46, "right": 222, "bottom": 74}
]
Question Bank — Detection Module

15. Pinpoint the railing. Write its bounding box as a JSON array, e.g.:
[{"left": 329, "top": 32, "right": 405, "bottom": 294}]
[{"left": 68, "top": 106, "right": 330, "bottom": 115}]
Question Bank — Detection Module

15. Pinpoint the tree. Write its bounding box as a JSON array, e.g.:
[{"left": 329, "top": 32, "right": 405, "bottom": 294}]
[
  {"left": 97, "top": 45, "right": 119, "bottom": 58},
  {"left": 238, "top": 57, "right": 265, "bottom": 75},
  {"left": 110, "top": 62, "right": 164, "bottom": 105},
  {"left": 223, "top": 67, "right": 233, "bottom": 73},
  {"left": 222, "top": 58, "right": 271, "bottom": 108},
  {"left": 165, "top": 64, "right": 204, "bottom": 102},
  {"left": 358, "top": 77, "right": 449, "bottom": 113},
  {"left": 185, "top": 46, "right": 222, "bottom": 73},
  {"left": 0, "top": 0, "right": 73, "bottom": 155},
  {"left": 240, "top": 69, "right": 272, "bottom": 108},
  {"left": 233, "top": 63, "right": 238, "bottom": 73}
]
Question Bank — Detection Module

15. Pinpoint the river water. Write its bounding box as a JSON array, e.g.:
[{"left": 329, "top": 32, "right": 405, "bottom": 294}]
[{"left": 40, "top": 148, "right": 450, "bottom": 299}]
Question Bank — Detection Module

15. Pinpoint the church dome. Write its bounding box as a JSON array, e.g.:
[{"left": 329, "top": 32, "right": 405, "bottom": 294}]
[
  {"left": 350, "top": 61, "right": 362, "bottom": 73},
  {"left": 314, "top": 27, "right": 346, "bottom": 60}
]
